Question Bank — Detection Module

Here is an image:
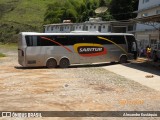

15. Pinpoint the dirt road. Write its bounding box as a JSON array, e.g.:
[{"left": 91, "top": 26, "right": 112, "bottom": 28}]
[{"left": 0, "top": 48, "right": 160, "bottom": 119}]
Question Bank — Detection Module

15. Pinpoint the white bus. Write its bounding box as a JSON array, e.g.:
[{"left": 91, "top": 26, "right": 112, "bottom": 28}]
[{"left": 18, "top": 32, "right": 137, "bottom": 68}]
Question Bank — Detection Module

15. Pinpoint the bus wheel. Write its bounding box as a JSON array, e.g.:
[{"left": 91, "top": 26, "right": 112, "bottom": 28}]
[
  {"left": 46, "top": 58, "right": 57, "bottom": 68},
  {"left": 119, "top": 55, "right": 127, "bottom": 64},
  {"left": 59, "top": 58, "right": 70, "bottom": 68}
]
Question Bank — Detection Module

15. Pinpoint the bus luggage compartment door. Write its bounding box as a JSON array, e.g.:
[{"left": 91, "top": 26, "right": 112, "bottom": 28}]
[{"left": 25, "top": 47, "right": 45, "bottom": 66}]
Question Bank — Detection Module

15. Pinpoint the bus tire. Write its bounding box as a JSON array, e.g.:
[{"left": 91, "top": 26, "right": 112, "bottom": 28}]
[
  {"left": 46, "top": 58, "right": 57, "bottom": 68},
  {"left": 59, "top": 58, "right": 70, "bottom": 68},
  {"left": 119, "top": 55, "right": 127, "bottom": 64}
]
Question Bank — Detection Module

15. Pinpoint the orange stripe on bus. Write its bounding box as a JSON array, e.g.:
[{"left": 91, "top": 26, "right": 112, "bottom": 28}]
[{"left": 41, "top": 37, "right": 73, "bottom": 53}]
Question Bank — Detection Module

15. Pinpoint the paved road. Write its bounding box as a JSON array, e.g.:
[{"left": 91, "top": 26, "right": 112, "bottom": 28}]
[{"left": 103, "top": 60, "right": 160, "bottom": 91}]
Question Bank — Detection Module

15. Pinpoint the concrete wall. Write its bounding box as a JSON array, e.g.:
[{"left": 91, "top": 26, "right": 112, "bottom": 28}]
[
  {"left": 136, "top": 0, "right": 160, "bottom": 31},
  {"left": 137, "top": 6, "right": 160, "bottom": 18},
  {"left": 136, "top": 23, "right": 159, "bottom": 31},
  {"left": 138, "top": 0, "right": 160, "bottom": 11},
  {"left": 136, "top": 0, "right": 160, "bottom": 49}
]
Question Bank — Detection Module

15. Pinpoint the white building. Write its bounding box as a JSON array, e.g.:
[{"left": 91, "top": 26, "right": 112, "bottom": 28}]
[
  {"left": 44, "top": 18, "right": 110, "bottom": 33},
  {"left": 135, "top": 0, "right": 160, "bottom": 49},
  {"left": 44, "top": 17, "right": 135, "bottom": 34}
]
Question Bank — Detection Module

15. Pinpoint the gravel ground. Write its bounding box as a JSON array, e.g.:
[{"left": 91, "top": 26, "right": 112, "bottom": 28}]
[{"left": 0, "top": 48, "right": 160, "bottom": 120}]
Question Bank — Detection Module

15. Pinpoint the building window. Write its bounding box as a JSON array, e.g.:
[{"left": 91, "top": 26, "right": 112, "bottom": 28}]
[
  {"left": 86, "top": 26, "right": 88, "bottom": 30},
  {"left": 90, "top": 26, "right": 92, "bottom": 29},
  {"left": 156, "top": 10, "right": 160, "bottom": 15},
  {"left": 60, "top": 26, "right": 64, "bottom": 31},
  {"left": 47, "top": 26, "right": 49, "bottom": 31},
  {"left": 94, "top": 26, "right": 96, "bottom": 29},
  {"left": 108, "top": 26, "right": 111, "bottom": 32},
  {"left": 151, "top": 39, "right": 157, "bottom": 44},
  {"left": 98, "top": 26, "right": 102, "bottom": 32},
  {"left": 79, "top": 26, "right": 81, "bottom": 29},
  {"left": 83, "top": 26, "right": 85, "bottom": 30},
  {"left": 103, "top": 26, "right": 105, "bottom": 29},
  {"left": 143, "top": 0, "right": 149, "bottom": 3},
  {"left": 142, "top": 13, "right": 148, "bottom": 17},
  {"left": 128, "top": 25, "right": 134, "bottom": 31},
  {"left": 51, "top": 26, "right": 54, "bottom": 31}
]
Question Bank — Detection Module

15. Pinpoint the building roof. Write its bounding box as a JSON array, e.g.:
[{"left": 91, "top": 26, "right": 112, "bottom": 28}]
[
  {"left": 43, "top": 20, "right": 134, "bottom": 27},
  {"left": 132, "top": 14, "right": 160, "bottom": 23},
  {"left": 20, "top": 32, "right": 134, "bottom": 36},
  {"left": 43, "top": 22, "right": 112, "bottom": 27}
]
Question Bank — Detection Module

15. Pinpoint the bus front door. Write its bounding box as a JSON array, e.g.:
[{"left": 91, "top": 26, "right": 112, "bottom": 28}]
[{"left": 126, "top": 35, "right": 137, "bottom": 59}]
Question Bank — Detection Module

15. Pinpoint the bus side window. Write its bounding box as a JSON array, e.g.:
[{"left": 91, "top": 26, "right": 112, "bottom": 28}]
[
  {"left": 56, "top": 36, "right": 69, "bottom": 46},
  {"left": 32, "top": 36, "right": 37, "bottom": 46},
  {"left": 40, "top": 36, "right": 56, "bottom": 46},
  {"left": 25, "top": 36, "right": 31, "bottom": 46},
  {"left": 25, "top": 36, "right": 37, "bottom": 46},
  {"left": 83, "top": 36, "right": 96, "bottom": 43},
  {"left": 109, "top": 35, "right": 126, "bottom": 44},
  {"left": 68, "top": 36, "right": 83, "bottom": 45},
  {"left": 97, "top": 35, "right": 125, "bottom": 45},
  {"left": 97, "top": 36, "right": 111, "bottom": 44}
]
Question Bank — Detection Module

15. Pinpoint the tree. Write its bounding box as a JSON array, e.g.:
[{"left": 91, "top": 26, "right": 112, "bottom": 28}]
[
  {"left": 44, "top": 0, "right": 80, "bottom": 23},
  {"left": 62, "top": 9, "right": 77, "bottom": 22},
  {"left": 99, "top": 0, "right": 107, "bottom": 6},
  {"left": 110, "top": 0, "right": 138, "bottom": 20},
  {"left": 44, "top": 0, "right": 111, "bottom": 24},
  {"left": 96, "top": 0, "right": 112, "bottom": 21}
]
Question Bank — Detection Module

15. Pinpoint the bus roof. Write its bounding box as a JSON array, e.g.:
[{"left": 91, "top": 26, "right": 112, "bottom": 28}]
[{"left": 20, "top": 32, "right": 134, "bottom": 36}]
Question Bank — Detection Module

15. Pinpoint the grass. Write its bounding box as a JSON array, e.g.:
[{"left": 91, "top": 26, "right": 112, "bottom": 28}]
[
  {"left": 0, "top": 43, "right": 17, "bottom": 50},
  {"left": 0, "top": 0, "right": 56, "bottom": 43},
  {"left": 0, "top": 43, "right": 17, "bottom": 58},
  {"left": 1, "top": 0, "right": 56, "bottom": 26},
  {"left": 0, "top": 53, "right": 6, "bottom": 58}
]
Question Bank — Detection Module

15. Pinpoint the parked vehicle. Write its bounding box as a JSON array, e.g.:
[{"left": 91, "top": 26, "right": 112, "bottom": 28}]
[{"left": 18, "top": 32, "right": 138, "bottom": 68}]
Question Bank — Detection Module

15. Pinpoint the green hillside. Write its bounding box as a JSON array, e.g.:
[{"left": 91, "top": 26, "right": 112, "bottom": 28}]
[
  {"left": 0, "top": 0, "right": 56, "bottom": 43},
  {"left": 0, "top": 0, "right": 137, "bottom": 43},
  {"left": 0, "top": 0, "right": 104, "bottom": 43},
  {"left": 0, "top": 0, "right": 100, "bottom": 43}
]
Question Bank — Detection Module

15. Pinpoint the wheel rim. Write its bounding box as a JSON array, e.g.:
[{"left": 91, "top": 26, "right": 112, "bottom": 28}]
[
  {"left": 47, "top": 59, "right": 57, "bottom": 68},
  {"left": 60, "top": 59, "right": 69, "bottom": 68}
]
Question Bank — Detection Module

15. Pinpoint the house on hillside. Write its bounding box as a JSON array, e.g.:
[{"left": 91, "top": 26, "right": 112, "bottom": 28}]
[{"left": 135, "top": 0, "right": 160, "bottom": 49}]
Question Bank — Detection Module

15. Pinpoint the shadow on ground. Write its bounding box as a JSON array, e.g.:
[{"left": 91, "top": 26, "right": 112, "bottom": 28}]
[
  {"left": 123, "top": 58, "right": 160, "bottom": 76},
  {"left": 15, "top": 58, "right": 160, "bottom": 77},
  {"left": 14, "top": 62, "right": 120, "bottom": 70},
  {"left": 69, "top": 62, "right": 120, "bottom": 68}
]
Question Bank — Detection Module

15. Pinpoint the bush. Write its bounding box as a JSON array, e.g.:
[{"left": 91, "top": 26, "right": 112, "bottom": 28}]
[{"left": 0, "top": 53, "right": 6, "bottom": 57}]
